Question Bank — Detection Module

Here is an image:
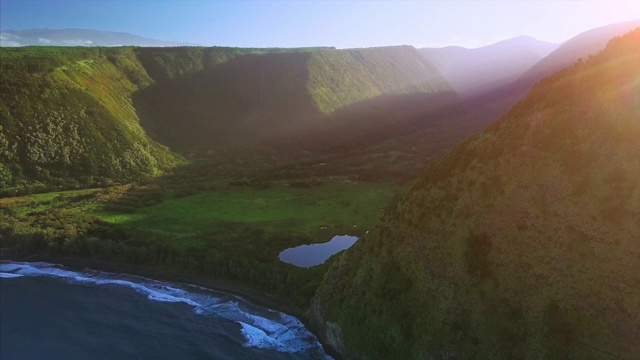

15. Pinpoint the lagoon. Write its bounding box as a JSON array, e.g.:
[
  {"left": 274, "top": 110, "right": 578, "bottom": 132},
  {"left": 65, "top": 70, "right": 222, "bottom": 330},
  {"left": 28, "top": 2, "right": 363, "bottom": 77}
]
[{"left": 279, "top": 235, "right": 358, "bottom": 268}]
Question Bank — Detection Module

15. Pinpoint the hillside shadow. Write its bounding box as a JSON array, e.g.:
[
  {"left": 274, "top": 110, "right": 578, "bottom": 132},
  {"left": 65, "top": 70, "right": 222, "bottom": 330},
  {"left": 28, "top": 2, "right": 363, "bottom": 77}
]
[
  {"left": 132, "top": 51, "right": 319, "bottom": 153},
  {"left": 131, "top": 50, "right": 473, "bottom": 156},
  {"left": 273, "top": 90, "right": 467, "bottom": 152}
]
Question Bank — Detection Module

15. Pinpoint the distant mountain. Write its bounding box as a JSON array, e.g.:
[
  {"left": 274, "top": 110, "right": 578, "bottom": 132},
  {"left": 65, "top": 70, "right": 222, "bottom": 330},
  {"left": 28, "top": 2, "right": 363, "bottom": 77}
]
[
  {"left": 455, "top": 20, "right": 640, "bottom": 132},
  {"left": 421, "top": 36, "right": 559, "bottom": 98},
  {"left": 516, "top": 19, "right": 640, "bottom": 93},
  {"left": 312, "top": 28, "right": 640, "bottom": 359},
  {"left": 0, "top": 28, "right": 194, "bottom": 47}
]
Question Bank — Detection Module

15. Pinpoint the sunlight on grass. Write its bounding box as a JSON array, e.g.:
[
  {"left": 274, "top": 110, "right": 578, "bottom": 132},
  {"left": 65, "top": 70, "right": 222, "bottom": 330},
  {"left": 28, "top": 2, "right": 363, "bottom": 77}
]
[
  {"left": 96, "top": 181, "right": 398, "bottom": 238},
  {"left": 97, "top": 212, "right": 147, "bottom": 225}
]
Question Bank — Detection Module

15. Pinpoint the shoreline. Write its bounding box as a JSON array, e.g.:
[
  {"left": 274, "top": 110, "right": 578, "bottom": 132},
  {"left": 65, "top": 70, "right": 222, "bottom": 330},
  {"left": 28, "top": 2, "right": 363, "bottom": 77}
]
[
  {"left": 0, "top": 253, "right": 303, "bottom": 315},
  {"left": 0, "top": 253, "right": 340, "bottom": 359}
]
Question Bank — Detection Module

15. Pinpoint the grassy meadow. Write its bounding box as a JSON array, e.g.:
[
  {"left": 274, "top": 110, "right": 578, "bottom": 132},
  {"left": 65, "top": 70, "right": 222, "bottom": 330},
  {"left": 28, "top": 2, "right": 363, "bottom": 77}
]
[{"left": 98, "top": 180, "right": 394, "bottom": 238}]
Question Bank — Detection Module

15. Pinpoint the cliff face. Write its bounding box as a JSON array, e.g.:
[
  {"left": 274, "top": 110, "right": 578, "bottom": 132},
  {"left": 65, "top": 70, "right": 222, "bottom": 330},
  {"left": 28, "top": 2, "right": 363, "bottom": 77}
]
[{"left": 312, "top": 28, "right": 640, "bottom": 359}]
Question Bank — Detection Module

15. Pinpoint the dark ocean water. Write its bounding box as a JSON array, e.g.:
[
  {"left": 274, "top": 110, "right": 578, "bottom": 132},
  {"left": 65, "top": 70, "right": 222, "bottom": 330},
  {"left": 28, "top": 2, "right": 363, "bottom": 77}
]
[{"left": 0, "top": 262, "right": 331, "bottom": 360}]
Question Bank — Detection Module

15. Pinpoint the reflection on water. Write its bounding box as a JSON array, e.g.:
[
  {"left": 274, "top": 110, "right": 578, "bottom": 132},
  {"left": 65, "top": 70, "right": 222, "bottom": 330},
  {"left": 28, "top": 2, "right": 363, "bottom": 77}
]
[{"left": 279, "top": 235, "right": 358, "bottom": 268}]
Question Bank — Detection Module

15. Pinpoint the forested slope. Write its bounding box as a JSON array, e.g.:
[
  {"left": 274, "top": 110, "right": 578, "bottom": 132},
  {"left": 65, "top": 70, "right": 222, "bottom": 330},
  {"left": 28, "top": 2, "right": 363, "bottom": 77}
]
[
  {"left": 308, "top": 46, "right": 450, "bottom": 112},
  {"left": 312, "top": 28, "right": 640, "bottom": 360},
  {"left": 0, "top": 47, "right": 178, "bottom": 196}
]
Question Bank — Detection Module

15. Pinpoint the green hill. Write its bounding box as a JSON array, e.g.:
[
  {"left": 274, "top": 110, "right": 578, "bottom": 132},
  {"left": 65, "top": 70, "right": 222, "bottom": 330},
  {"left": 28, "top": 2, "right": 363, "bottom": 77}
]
[
  {"left": 1, "top": 45, "right": 458, "bottom": 194},
  {"left": 0, "top": 47, "right": 178, "bottom": 196},
  {"left": 311, "top": 28, "right": 640, "bottom": 359}
]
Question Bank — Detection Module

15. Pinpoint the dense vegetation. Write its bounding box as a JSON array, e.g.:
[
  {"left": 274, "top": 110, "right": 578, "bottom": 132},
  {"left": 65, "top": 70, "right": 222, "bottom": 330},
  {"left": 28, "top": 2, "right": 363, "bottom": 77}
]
[
  {"left": 312, "top": 28, "right": 640, "bottom": 359},
  {"left": 0, "top": 47, "right": 178, "bottom": 196},
  {"left": 307, "top": 46, "right": 450, "bottom": 113}
]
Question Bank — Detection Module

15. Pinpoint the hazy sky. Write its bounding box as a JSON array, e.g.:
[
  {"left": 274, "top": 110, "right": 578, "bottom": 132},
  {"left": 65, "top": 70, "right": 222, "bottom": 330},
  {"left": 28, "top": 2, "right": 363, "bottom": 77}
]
[{"left": 2, "top": 0, "right": 640, "bottom": 48}]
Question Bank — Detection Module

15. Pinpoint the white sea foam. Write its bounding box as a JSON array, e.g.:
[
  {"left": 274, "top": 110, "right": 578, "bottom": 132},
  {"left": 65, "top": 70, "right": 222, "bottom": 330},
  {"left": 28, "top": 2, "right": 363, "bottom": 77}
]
[
  {"left": 239, "top": 322, "right": 282, "bottom": 349},
  {"left": 0, "top": 261, "right": 330, "bottom": 356},
  {"left": 0, "top": 263, "right": 24, "bottom": 272},
  {"left": 0, "top": 272, "right": 24, "bottom": 278}
]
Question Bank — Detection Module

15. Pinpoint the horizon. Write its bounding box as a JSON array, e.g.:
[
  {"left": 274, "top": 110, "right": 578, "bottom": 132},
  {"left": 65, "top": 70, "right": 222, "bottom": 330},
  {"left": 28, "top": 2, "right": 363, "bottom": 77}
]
[{"left": 1, "top": 1, "right": 639, "bottom": 49}]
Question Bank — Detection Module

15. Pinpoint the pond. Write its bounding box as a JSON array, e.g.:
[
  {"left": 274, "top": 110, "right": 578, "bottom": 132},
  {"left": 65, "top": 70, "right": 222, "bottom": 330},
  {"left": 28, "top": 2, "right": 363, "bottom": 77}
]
[{"left": 279, "top": 235, "right": 358, "bottom": 268}]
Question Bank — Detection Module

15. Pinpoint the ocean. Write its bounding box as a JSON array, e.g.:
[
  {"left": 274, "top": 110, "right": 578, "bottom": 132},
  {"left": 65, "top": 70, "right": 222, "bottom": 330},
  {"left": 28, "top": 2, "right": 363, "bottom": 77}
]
[{"left": 0, "top": 261, "right": 331, "bottom": 360}]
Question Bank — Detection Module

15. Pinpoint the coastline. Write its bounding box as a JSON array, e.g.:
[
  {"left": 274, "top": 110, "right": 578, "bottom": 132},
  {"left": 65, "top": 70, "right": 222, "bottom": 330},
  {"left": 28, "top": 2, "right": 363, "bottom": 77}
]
[
  {"left": 0, "top": 253, "right": 303, "bottom": 316},
  {"left": 0, "top": 252, "right": 340, "bottom": 359}
]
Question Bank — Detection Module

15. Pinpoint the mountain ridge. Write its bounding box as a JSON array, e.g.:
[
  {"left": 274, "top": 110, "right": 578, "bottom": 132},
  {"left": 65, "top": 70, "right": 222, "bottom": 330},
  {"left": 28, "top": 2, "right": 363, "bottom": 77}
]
[
  {"left": 516, "top": 18, "right": 640, "bottom": 96},
  {"left": 453, "top": 20, "right": 640, "bottom": 135}
]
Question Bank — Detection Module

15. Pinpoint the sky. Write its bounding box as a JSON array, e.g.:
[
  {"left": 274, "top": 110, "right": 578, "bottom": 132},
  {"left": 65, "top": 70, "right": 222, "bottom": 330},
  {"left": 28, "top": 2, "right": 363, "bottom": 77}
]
[{"left": 1, "top": 0, "right": 640, "bottom": 49}]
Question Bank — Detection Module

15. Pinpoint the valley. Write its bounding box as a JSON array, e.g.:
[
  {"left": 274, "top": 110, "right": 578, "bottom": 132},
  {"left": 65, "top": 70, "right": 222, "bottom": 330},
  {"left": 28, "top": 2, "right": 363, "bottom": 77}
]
[
  {"left": 0, "top": 43, "right": 471, "bottom": 308},
  {"left": 0, "top": 124, "right": 464, "bottom": 306}
]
